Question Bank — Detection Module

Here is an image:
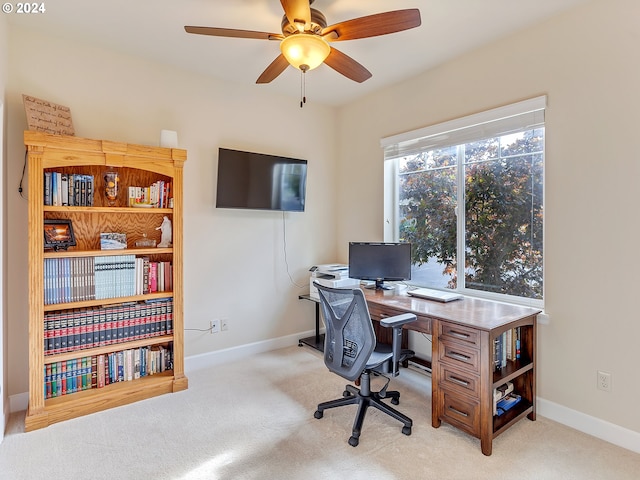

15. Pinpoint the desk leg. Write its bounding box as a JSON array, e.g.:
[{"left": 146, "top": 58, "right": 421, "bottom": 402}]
[
  {"left": 431, "top": 320, "right": 442, "bottom": 428},
  {"left": 299, "top": 301, "right": 324, "bottom": 352}
]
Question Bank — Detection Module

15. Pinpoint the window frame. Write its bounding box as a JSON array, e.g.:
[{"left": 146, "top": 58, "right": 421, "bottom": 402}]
[{"left": 382, "top": 97, "right": 546, "bottom": 308}]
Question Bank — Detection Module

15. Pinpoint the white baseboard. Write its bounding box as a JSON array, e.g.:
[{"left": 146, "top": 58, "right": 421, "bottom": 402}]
[
  {"left": 9, "top": 391, "right": 28, "bottom": 413},
  {"left": 537, "top": 397, "right": 640, "bottom": 454},
  {"left": 184, "top": 329, "right": 316, "bottom": 372}
]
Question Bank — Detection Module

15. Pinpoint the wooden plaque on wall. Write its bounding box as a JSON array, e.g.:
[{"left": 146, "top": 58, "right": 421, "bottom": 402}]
[{"left": 22, "top": 94, "right": 75, "bottom": 136}]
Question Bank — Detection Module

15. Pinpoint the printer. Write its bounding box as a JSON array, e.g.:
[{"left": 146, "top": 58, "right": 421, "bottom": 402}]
[{"left": 309, "top": 264, "right": 360, "bottom": 299}]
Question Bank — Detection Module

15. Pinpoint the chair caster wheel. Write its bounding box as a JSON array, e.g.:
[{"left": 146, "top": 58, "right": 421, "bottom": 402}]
[
  {"left": 348, "top": 436, "right": 359, "bottom": 447},
  {"left": 314, "top": 410, "right": 323, "bottom": 419},
  {"left": 402, "top": 426, "right": 411, "bottom": 436},
  {"left": 343, "top": 390, "right": 351, "bottom": 397},
  {"left": 391, "top": 398, "right": 399, "bottom": 405}
]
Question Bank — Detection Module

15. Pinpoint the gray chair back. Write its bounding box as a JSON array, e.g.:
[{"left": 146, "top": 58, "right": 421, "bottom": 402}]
[{"left": 316, "top": 284, "right": 375, "bottom": 382}]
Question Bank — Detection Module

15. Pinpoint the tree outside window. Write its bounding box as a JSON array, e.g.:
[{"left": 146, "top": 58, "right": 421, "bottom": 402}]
[{"left": 397, "top": 128, "right": 544, "bottom": 301}]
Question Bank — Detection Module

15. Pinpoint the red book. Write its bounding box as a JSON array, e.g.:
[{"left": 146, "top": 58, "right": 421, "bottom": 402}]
[
  {"left": 149, "top": 262, "right": 158, "bottom": 293},
  {"left": 97, "top": 354, "right": 105, "bottom": 388}
]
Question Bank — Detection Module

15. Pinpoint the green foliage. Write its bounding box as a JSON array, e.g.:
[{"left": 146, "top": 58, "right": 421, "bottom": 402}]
[{"left": 398, "top": 130, "right": 543, "bottom": 299}]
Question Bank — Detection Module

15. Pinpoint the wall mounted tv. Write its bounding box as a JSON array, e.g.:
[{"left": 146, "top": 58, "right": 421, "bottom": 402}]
[{"left": 216, "top": 148, "right": 308, "bottom": 212}]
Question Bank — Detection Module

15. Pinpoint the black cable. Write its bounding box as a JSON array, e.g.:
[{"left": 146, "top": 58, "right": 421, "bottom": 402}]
[
  {"left": 19, "top": 149, "right": 27, "bottom": 199},
  {"left": 282, "top": 210, "right": 306, "bottom": 288}
]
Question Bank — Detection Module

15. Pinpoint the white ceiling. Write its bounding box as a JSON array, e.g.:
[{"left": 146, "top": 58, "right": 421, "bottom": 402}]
[{"left": 8, "top": 0, "right": 591, "bottom": 106}]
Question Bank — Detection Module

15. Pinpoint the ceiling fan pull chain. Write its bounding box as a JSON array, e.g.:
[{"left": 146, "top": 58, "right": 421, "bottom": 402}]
[{"left": 300, "top": 65, "right": 309, "bottom": 108}]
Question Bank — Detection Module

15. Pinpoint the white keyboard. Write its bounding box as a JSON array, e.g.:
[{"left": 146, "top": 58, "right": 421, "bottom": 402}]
[{"left": 407, "top": 288, "right": 463, "bottom": 302}]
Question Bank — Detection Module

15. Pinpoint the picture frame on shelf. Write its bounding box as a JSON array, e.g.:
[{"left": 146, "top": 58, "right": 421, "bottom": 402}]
[
  {"left": 44, "top": 219, "right": 76, "bottom": 251},
  {"left": 100, "top": 232, "right": 127, "bottom": 250}
]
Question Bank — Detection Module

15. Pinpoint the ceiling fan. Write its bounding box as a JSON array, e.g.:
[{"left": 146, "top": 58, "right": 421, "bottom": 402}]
[{"left": 184, "top": 0, "right": 421, "bottom": 85}]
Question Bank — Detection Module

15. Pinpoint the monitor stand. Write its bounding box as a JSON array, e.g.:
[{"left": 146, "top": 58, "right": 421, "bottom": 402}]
[{"left": 364, "top": 279, "right": 394, "bottom": 290}]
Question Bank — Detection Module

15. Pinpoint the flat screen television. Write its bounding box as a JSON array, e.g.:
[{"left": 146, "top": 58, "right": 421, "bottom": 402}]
[
  {"left": 348, "top": 242, "right": 412, "bottom": 290},
  {"left": 216, "top": 148, "right": 307, "bottom": 212}
]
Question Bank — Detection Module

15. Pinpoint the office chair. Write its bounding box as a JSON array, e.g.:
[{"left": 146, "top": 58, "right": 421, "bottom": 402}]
[{"left": 313, "top": 283, "right": 417, "bottom": 447}]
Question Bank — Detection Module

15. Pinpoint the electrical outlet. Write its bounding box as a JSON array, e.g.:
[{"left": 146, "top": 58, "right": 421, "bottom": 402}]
[
  {"left": 221, "top": 318, "right": 229, "bottom": 331},
  {"left": 210, "top": 319, "right": 220, "bottom": 334},
  {"left": 597, "top": 370, "right": 611, "bottom": 392}
]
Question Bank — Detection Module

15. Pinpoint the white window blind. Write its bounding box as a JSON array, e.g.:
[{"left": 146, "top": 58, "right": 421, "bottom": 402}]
[{"left": 380, "top": 96, "right": 546, "bottom": 159}]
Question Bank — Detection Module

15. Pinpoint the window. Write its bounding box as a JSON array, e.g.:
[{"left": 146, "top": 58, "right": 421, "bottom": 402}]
[{"left": 382, "top": 97, "right": 545, "bottom": 306}]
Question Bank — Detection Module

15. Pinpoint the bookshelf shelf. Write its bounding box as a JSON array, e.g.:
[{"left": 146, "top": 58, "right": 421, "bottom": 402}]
[
  {"left": 45, "top": 370, "right": 176, "bottom": 408},
  {"left": 38, "top": 372, "right": 181, "bottom": 430},
  {"left": 44, "top": 335, "right": 175, "bottom": 363},
  {"left": 44, "top": 205, "right": 173, "bottom": 214},
  {"left": 25, "top": 130, "right": 188, "bottom": 431},
  {"left": 43, "top": 291, "right": 174, "bottom": 312},
  {"left": 44, "top": 248, "right": 173, "bottom": 259}
]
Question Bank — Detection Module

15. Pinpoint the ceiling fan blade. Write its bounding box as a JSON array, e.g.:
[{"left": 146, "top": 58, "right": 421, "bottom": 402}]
[
  {"left": 324, "top": 47, "right": 372, "bottom": 83},
  {"left": 256, "top": 54, "right": 290, "bottom": 84},
  {"left": 280, "top": 0, "right": 311, "bottom": 28},
  {"left": 322, "top": 9, "right": 421, "bottom": 41},
  {"left": 185, "top": 26, "right": 283, "bottom": 41}
]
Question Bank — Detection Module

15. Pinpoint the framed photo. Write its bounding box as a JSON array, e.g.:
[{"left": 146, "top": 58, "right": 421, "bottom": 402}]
[
  {"left": 44, "top": 219, "right": 76, "bottom": 250},
  {"left": 100, "top": 232, "right": 127, "bottom": 250}
]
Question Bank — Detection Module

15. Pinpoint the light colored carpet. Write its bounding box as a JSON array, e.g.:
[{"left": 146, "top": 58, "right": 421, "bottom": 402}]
[{"left": 1, "top": 346, "right": 639, "bottom": 479}]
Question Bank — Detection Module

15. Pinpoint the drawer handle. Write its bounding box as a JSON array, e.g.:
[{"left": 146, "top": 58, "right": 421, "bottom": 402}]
[
  {"left": 448, "top": 406, "right": 469, "bottom": 417},
  {"left": 447, "top": 330, "right": 471, "bottom": 340},
  {"left": 448, "top": 351, "right": 471, "bottom": 362},
  {"left": 448, "top": 375, "right": 470, "bottom": 387}
]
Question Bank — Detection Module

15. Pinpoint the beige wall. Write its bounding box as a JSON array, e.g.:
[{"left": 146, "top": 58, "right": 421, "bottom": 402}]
[
  {"left": 1, "top": 14, "right": 7, "bottom": 437},
  {"left": 5, "top": 25, "right": 338, "bottom": 396},
  {"left": 336, "top": 0, "right": 640, "bottom": 434}
]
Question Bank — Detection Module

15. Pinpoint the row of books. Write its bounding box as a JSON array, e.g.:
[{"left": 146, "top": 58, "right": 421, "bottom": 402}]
[
  {"left": 44, "top": 256, "right": 173, "bottom": 305},
  {"left": 128, "top": 180, "right": 172, "bottom": 208},
  {"left": 44, "top": 344, "right": 173, "bottom": 399},
  {"left": 493, "top": 327, "right": 522, "bottom": 371},
  {"left": 44, "top": 172, "right": 94, "bottom": 206},
  {"left": 44, "top": 298, "right": 173, "bottom": 355}
]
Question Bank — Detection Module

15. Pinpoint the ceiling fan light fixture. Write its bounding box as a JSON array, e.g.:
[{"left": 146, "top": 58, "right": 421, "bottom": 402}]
[{"left": 280, "top": 33, "right": 330, "bottom": 71}]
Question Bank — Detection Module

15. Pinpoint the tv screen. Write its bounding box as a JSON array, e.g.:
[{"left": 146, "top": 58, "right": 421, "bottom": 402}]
[
  {"left": 349, "top": 242, "right": 412, "bottom": 290},
  {"left": 216, "top": 148, "right": 307, "bottom": 212}
]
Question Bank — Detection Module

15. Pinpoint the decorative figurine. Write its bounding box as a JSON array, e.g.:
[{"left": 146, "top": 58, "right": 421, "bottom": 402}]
[{"left": 156, "top": 216, "right": 172, "bottom": 247}]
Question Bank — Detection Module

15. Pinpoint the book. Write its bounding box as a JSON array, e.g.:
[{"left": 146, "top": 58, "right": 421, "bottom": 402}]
[{"left": 495, "top": 393, "right": 521, "bottom": 416}]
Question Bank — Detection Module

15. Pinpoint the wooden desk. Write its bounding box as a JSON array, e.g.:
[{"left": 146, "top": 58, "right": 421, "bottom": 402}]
[
  {"left": 363, "top": 288, "right": 540, "bottom": 456},
  {"left": 300, "top": 289, "right": 541, "bottom": 456}
]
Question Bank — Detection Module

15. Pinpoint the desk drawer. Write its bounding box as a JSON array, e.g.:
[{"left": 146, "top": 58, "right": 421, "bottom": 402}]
[
  {"left": 438, "top": 341, "right": 480, "bottom": 374},
  {"left": 439, "top": 390, "right": 480, "bottom": 436},
  {"left": 439, "top": 322, "right": 480, "bottom": 348},
  {"left": 368, "top": 304, "right": 432, "bottom": 334},
  {"left": 439, "top": 364, "right": 480, "bottom": 397}
]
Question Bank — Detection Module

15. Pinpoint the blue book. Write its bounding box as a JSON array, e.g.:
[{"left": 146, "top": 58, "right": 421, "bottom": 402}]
[{"left": 496, "top": 394, "right": 521, "bottom": 416}]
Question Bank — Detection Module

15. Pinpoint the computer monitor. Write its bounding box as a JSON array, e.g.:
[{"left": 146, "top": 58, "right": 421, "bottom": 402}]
[{"left": 348, "top": 242, "right": 412, "bottom": 290}]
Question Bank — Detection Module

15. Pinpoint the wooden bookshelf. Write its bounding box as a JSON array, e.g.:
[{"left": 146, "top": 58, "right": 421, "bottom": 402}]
[{"left": 25, "top": 131, "right": 188, "bottom": 431}]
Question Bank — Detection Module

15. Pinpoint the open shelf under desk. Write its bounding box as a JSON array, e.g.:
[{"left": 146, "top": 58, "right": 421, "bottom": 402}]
[
  {"left": 492, "top": 359, "right": 533, "bottom": 386},
  {"left": 493, "top": 399, "right": 534, "bottom": 437}
]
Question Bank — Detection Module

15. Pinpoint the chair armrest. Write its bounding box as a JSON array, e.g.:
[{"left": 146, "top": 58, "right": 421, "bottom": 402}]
[
  {"left": 379, "top": 313, "right": 416, "bottom": 328},
  {"left": 378, "top": 313, "right": 417, "bottom": 376}
]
